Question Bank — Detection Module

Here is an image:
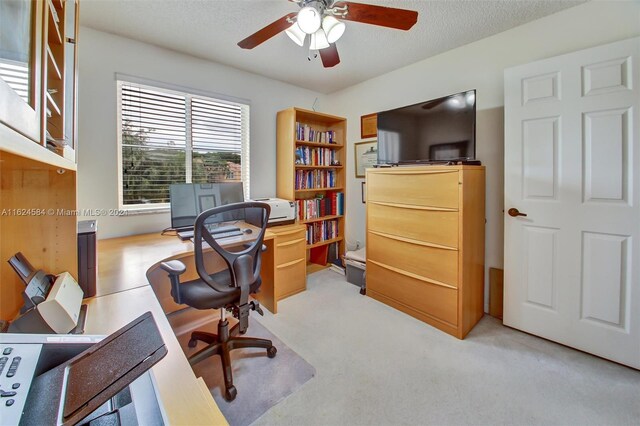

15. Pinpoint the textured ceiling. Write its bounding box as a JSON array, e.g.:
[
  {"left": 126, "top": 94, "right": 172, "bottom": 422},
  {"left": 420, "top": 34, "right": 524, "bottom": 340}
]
[{"left": 80, "top": 0, "right": 584, "bottom": 94}]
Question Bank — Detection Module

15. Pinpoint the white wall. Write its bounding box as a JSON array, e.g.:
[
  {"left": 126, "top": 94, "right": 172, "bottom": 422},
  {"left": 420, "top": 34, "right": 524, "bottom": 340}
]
[
  {"left": 322, "top": 1, "right": 640, "bottom": 310},
  {"left": 77, "top": 27, "right": 324, "bottom": 239}
]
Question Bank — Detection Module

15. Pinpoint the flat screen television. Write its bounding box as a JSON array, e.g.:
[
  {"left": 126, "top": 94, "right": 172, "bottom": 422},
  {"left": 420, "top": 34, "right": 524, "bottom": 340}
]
[
  {"left": 169, "top": 182, "right": 244, "bottom": 230},
  {"left": 376, "top": 89, "right": 476, "bottom": 165}
]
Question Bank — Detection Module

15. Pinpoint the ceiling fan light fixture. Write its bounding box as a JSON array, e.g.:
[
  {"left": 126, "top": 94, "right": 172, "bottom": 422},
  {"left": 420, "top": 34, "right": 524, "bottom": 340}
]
[
  {"left": 309, "top": 28, "right": 330, "bottom": 50},
  {"left": 285, "top": 23, "right": 306, "bottom": 47},
  {"left": 322, "top": 16, "right": 345, "bottom": 43},
  {"left": 297, "top": 6, "right": 322, "bottom": 34}
]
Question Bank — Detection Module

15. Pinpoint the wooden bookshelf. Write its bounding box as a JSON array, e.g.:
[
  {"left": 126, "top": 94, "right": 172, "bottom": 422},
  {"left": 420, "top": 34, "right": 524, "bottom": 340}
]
[{"left": 276, "top": 107, "right": 347, "bottom": 273}]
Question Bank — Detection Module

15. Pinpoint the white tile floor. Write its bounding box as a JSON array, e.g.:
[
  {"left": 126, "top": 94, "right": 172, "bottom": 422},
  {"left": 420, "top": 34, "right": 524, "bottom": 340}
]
[{"left": 253, "top": 270, "right": 640, "bottom": 425}]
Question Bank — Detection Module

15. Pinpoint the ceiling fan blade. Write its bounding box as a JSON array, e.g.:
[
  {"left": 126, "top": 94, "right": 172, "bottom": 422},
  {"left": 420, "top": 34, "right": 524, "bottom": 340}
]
[
  {"left": 320, "top": 44, "right": 340, "bottom": 68},
  {"left": 238, "top": 12, "right": 298, "bottom": 49},
  {"left": 335, "top": 1, "right": 418, "bottom": 30}
]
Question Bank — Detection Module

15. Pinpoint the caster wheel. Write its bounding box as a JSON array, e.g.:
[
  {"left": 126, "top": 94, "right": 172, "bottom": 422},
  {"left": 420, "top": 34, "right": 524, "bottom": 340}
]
[
  {"left": 188, "top": 338, "right": 198, "bottom": 348},
  {"left": 224, "top": 386, "right": 237, "bottom": 402},
  {"left": 267, "top": 346, "right": 277, "bottom": 358},
  {"left": 360, "top": 288, "right": 366, "bottom": 295}
]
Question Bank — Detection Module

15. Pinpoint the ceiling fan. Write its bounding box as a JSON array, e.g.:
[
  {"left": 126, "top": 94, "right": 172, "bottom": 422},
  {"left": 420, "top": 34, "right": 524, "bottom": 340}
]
[{"left": 238, "top": 0, "right": 418, "bottom": 68}]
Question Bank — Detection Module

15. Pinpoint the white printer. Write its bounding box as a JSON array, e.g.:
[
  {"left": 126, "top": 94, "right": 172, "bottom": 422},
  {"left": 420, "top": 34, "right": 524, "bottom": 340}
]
[{"left": 250, "top": 198, "right": 296, "bottom": 226}]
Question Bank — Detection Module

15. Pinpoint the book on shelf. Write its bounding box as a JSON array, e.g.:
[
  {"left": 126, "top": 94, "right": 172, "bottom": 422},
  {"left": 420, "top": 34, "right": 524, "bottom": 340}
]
[
  {"left": 295, "top": 146, "right": 340, "bottom": 166},
  {"left": 295, "top": 169, "right": 337, "bottom": 190},
  {"left": 305, "top": 219, "right": 339, "bottom": 245},
  {"left": 295, "top": 192, "right": 344, "bottom": 221},
  {"left": 295, "top": 122, "right": 337, "bottom": 144}
]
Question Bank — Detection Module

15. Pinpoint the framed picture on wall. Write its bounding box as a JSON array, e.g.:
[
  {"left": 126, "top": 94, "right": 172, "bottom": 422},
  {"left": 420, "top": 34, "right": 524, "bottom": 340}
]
[
  {"left": 354, "top": 140, "right": 377, "bottom": 178},
  {"left": 360, "top": 113, "right": 377, "bottom": 139}
]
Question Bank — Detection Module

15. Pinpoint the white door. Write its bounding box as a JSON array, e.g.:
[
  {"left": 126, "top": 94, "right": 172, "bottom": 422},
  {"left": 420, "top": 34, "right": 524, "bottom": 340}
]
[{"left": 504, "top": 37, "right": 640, "bottom": 368}]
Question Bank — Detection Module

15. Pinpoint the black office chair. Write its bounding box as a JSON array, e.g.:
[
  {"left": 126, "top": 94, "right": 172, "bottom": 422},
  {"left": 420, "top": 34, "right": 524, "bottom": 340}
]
[{"left": 160, "top": 202, "right": 276, "bottom": 401}]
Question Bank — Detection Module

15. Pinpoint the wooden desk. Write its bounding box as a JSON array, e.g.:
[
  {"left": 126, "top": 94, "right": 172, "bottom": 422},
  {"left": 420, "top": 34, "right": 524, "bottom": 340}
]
[
  {"left": 87, "top": 223, "right": 306, "bottom": 425},
  {"left": 97, "top": 223, "right": 306, "bottom": 314},
  {"left": 83, "top": 286, "right": 227, "bottom": 425}
]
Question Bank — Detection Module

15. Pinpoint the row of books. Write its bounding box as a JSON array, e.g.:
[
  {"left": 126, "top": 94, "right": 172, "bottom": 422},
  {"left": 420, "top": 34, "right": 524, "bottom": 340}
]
[
  {"left": 295, "top": 169, "right": 338, "bottom": 190},
  {"left": 305, "top": 219, "right": 339, "bottom": 245},
  {"left": 295, "top": 122, "right": 337, "bottom": 144},
  {"left": 296, "top": 192, "right": 344, "bottom": 221},
  {"left": 295, "top": 146, "right": 340, "bottom": 166}
]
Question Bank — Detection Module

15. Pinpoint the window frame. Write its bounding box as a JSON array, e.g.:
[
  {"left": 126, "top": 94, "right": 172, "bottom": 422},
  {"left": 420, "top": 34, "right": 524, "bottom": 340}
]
[{"left": 116, "top": 78, "right": 250, "bottom": 213}]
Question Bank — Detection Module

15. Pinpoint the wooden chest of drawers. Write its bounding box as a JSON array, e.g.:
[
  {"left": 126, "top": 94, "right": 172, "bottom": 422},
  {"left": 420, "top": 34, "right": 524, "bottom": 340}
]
[{"left": 366, "top": 166, "right": 485, "bottom": 339}]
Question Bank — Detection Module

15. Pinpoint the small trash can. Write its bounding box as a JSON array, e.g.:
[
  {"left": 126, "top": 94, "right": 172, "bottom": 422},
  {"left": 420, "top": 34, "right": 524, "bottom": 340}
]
[{"left": 344, "top": 247, "right": 366, "bottom": 295}]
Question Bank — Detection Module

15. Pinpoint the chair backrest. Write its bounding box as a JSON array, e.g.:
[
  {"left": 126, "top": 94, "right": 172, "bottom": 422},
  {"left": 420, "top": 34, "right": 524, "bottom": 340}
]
[{"left": 193, "top": 202, "right": 270, "bottom": 294}]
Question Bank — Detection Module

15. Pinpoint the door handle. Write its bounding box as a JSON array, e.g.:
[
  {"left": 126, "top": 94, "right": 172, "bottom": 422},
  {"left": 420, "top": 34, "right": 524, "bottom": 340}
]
[{"left": 508, "top": 208, "right": 527, "bottom": 217}]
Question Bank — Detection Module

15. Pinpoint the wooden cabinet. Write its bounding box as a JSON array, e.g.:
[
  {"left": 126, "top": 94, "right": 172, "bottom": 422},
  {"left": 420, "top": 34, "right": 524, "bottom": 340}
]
[
  {"left": 366, "top": 166, "right": 485, "bottom": 339},
  {"left": 272, "top": 225, "right": 307, "bottom": 299},
  {"left": 255, "top": 224, "right": 307, "bottom": 314},
  {"left": 276, "top": 107, "right": 346, "bottom": 273},
  {"left": 0, "top": 0, "right": 79, "bottom": 321}
]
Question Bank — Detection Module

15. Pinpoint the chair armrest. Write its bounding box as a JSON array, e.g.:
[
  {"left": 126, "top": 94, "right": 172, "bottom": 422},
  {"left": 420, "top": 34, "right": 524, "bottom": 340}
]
[
  {"left": 160, "top": 260, "right": 186, "bottom": 275},
  {"left": 160, "top": 260, "right": 186, "bottom": 305},
  {"left": 242, "top": 243, "right": 267, "bottom": 252}
]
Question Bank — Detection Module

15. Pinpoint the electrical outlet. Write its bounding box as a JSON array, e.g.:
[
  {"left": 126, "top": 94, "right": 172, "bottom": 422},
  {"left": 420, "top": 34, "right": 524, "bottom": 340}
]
[{"left": 356, "top": 240, "right": 361, "bottom": 249}]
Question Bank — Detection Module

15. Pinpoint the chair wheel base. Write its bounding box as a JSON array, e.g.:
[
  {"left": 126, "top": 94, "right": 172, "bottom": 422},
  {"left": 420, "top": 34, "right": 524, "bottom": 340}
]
[
  {"left": 225, "top": 386, "right": 237, "bottom": 401},
  {"left": 188, "top": 338, "right": 198, "bottom": 348},
  {"left": 267, "top": 346, "right": 277, "bottom": 358}
]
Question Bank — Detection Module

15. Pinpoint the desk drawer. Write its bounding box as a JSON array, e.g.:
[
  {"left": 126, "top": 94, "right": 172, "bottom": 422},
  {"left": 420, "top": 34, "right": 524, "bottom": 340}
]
[
  {"left": 367, "top": 232, "right": 459, "bottom": 287},
  {"left": 276, "top": 237, "right": 306, "bottom": 265},
  {"left": 367, "top": 202, "right": 459, "bottom": 248},
  {"left": 367, "top": 170, "right": 459, "bottom": 209},
  {"left": 272, "top": 225, "right": 306, "bottom": 244},
  {"left": 367, "top": 262, "right": 458, "bottom": 326},
  {"left": 275, "top": 258, "right": 306, "bottom": 299}
]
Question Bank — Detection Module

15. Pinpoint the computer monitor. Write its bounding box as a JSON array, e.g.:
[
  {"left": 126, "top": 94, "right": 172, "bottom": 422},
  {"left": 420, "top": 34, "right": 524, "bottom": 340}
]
[{"left": 169, "top": 182, "right": 244, "bottom": 230}]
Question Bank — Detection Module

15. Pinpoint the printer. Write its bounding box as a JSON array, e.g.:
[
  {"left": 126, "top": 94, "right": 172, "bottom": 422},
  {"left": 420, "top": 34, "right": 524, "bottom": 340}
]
[
  {"left": 0, "top": 312, "right": 167, "bottom": 426},
  {"left": 7, "top": 253, "right": 85, "bottom": 334},
  {"left": 249, "top": 198, "right": 296, "bottom": 226}
]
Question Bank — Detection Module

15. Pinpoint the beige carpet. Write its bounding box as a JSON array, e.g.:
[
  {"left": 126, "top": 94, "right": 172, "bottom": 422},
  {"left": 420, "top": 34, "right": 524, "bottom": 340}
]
[{"left": 173, "top": 315, "right": 315, "bottom": 426}]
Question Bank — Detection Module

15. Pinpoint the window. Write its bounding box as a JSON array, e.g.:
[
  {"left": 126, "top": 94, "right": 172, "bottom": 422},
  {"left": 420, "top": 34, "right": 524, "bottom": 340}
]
[{"left": 117, "top": 80, "right": 250, "bottom": 211}]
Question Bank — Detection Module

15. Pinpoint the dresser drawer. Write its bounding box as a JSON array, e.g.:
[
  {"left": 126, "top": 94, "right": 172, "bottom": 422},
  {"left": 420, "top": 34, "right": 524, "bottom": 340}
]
[
  {"left": 367, "top": 170, "right": 459, "bottom": 209},
  {"left": 368, "top": 232, "right": 459, "bottom": 287},
  {"left": 368, "top": 202, "right": 459, "bottom": 248},
  {"left": 276, "top": 237, "right": 306, "bottom": 265},
  {"left": 275, "top": 258, "right": 306, "bottom": 299},
  {"left": 367, "top": 262, "right": 458, "bottom": 326}
]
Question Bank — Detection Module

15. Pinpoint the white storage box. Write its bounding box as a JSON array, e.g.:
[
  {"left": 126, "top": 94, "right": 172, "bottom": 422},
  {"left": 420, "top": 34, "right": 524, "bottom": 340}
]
[{"left": 344, "top": 247, "right": 366, "bottom": 288}]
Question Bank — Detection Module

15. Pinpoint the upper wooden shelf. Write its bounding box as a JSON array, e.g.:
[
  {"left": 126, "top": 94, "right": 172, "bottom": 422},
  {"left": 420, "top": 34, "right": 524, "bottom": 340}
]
[
  {"left": 0, "top": 124, "right": 76, "bottom": 171},
  {"left": 294, "top": 107, "right": 346, "bottom": 124},
  {"left": 46, "top": 46, "right": 62, "bottom": 80},
  {"left": 295, "top": 140, "right": 343, "bottom": 149},
  {"left": 47, "top": 2, "right": 63, "bottom": 45},
  {"left": 295, "top": 165, "right": 343, "bottom": 170},
  {"left": 301, "top": 215, "right": 344, "bottom": 224},
  {"left": 295, "top": 187, "right": 343, "bottom": 193}
]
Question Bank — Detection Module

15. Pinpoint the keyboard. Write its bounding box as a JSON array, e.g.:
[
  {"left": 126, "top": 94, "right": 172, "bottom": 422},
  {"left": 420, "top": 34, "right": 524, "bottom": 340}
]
[
  {"left": 177, "top": 226, "right": 242, "bottom": 241},
  {"left": 211, "top": 230, "right": 243, "bottom": 239}
]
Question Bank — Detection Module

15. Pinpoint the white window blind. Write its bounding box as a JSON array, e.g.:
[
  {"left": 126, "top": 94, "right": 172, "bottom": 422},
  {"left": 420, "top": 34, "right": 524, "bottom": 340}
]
[{"left": 118, "top": 80, "right": 250, "bottom": 210}]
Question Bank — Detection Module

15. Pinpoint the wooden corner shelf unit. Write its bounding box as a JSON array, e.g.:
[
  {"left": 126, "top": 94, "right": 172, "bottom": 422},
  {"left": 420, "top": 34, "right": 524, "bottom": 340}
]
[
  {"left": 276, "top": 107, "right": 347, "bottom": 273},
  {"left": 0, "top": 0, "right": 80, "bottom": 320}
]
